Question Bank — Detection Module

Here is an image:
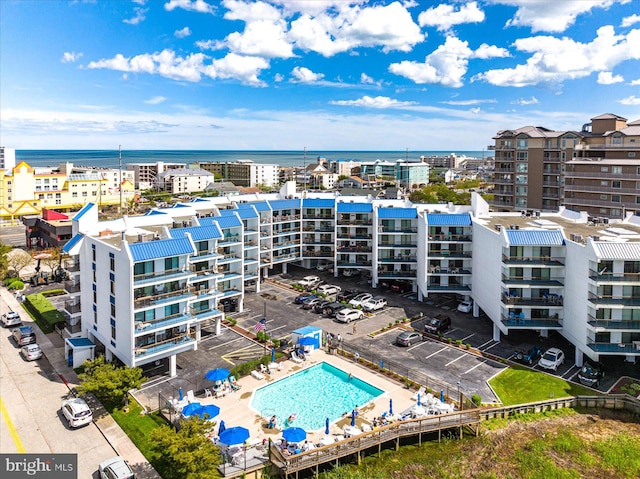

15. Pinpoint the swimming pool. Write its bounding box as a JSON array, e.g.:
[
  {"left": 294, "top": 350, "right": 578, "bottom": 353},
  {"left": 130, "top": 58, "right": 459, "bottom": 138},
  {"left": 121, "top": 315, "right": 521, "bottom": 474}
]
[{"left": 251, "top": 362, "right": 384, "bottom": 431}]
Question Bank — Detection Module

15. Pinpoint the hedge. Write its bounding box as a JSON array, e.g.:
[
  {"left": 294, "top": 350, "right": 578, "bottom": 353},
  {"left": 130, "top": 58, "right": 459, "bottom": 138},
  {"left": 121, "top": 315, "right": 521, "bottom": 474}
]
[{"left": 23, "top": 293, "right": 65, "bottom": 333}]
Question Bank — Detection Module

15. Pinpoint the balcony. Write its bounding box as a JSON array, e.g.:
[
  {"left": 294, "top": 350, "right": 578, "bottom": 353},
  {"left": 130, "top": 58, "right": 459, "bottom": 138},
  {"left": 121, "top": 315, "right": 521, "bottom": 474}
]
[
  {"left": 587, "top": 343, "right": 640, "bottom": 354},
  {"left": 273, "top": 227, "right": 301, "bottom": 235},
  {"left": 502, "top": 255, "right": 565, "bottom": 266},
  {"left": 492, "top": 177, "right": 514, "bottom": 185},
  {"left": 337, "top": 246, "right": 372, "bottom": 253},
  {"left": 564, "top": 170, "right": 639, "bottom": 180},
  {"left": 543, "top": 168, "right": 562, "bottom": 174},
  {"left": 501, "top": 316, "right": 563, "bottom": 329},
  {"left": 379, "top": 227, "right": 417, "bottom": 233},
  {"left": 588, "top": 293, "right": 640, "bottom": 306},
  {"left": 336, "top": 219, "right": 373, "bottom": 226},
  {"left": 302, "top": 250, "right": 334, "bottom": 258},
  {"left": 378, "top": 270, "right": 417, "bottom": 278},
  {"left": 575, "top": 143, "right": 640, "bottom": 151},
  {"left": 379, "top": 256, "right": 417, "bottom": 263},
  {"left": 587, "top": 317, "right": 640, "bottom": 330},
  {"left": 134, "top": 334, "right": 196, "bottom": 358},
  {"left": 64, "top": 301, "right": 81, "bottom": 314},
  {"left": 134, "top": 287, "right": 195, "bottom": 309},
  {"left": 542, "top": 180, "right": 561, "bottom": 187},
  {"left": 379, "top": 242, "right": 418, "bottom": 248},
  {"left": 134, "top": 311, "right": 191, "bottom": 334},
  {"left": 134, "top": 267, "right": 194, "bottom": 284},
  {"left": 64, "top": 260, "right": 80, "bottom": 272},
  {"left": 302, "top": 238, "right": 333, "bottom": 245},
  {"left": 429, "top": 234, "right": 472, "bottom": 242},
  {"left": 491, "top": 199, "right": 514, "bottom": 207},
  {"left": 428, "top": 250, "right": 472, "bottom": 258},
  {"left": 494, "top": 167, "right": 514, "bottom": 173},
  {"left": 501, "top": 275, "right": 564, "bottom": 286},
  {"left": 564, "top": 184, "right": 639, "bottom": 194},
  {"left": 427, "top": 284, "right": 470, "bottom": 292},
  {"left": 219, "top": 234, "right": 241, "bottom": 245},
  {"left": 502, "top": 294, "right": 563, "bottom": 306},
  {"left": 63, "top": 280, "right": 81, "bottom": 293},
  {"left": 337, "top": 260, "right": 372, "bottom": 267},
  {"left": 190, "top": 250, "right": 222, "bottom": 261},
  {"left": 303, "top": 214, "right": 334, "bottom": 220},
  {"left": 588, "top": 271, "right": 640, "bottom": 282},
  {"left": 218, "top": 254, "right": 242, "bottom": 264}
]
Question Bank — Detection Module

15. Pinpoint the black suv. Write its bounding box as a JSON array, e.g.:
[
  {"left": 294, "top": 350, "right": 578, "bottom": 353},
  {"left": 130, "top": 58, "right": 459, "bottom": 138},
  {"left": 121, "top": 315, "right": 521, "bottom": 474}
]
[
  {"left": 577, "top": 361, "right": 605, "bottom": 387},
  {"left": 423, "top": 314, "right": 451, "bottom": 334},
  {"left": 513, "top": 345, "right": 542, "bottom": 365},
  {"left": 312, "top": 299, "right": 332, "bottom": 314},
  {"left": 337, "top": 289, "right": 361, "bottom": 302},
  {"left": 323, "top": 302, "right": 348, "bottom": 317}
]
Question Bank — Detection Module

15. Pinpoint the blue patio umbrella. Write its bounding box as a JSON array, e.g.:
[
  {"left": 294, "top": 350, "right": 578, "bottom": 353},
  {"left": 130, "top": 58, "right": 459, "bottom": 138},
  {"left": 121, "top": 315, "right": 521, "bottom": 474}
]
[
  {"left": 282, "top": 427, "right": 306, "bottom": 443},
  {"left": 417, "top": 394, "right": 421, "bottom": 407},
  {"left": 389, "top": 398, "right": 393, "bottom": 415},
  {"left": 181, "top": 402, "right": 202, "bottom": 417},
  {"left": 325, "top": 418, "right": 330, "bottom": 435},
  {"left": 220, "top": 426, "right": 250, "bottom": 446},
  {"left": 351, "top": 410, "right": 356, "bottom": 427},
  {"left": 218, "top": 420, "right": 226, "bottom": 436},
  {"left": 192, "top": 404, "right": 220, "bottom": 420},
  {"left": 178, "top": 387, "right": 183, "bottom": 401},
  {"left": 271, "top": 348, "right": 276, "bottom": 362},
  {"left": 205, "top": 368, "right": 230, "bottom": 382},
  {"left": 440, "top": 389, "right": 445, "bottom": 403},
  {"left": 298, "top": 336, "right": 316, "bottom": 346}
]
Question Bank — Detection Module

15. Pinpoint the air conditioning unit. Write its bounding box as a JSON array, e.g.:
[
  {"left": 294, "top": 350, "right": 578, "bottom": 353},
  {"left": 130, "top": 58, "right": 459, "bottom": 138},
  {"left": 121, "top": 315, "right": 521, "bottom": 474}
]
[
  {"left": 591, "top": 235, "right": 600, "bottom": 241},
  {"left": 495, "top": 224, "right": 503, "bottom": 231},
  {"left": 602, "top": 218, "right": 609, "bottom": 224}
]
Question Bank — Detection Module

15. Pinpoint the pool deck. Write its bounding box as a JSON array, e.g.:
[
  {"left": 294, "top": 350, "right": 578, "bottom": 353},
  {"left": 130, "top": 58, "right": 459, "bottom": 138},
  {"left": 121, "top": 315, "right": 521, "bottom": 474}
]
[{"left": 197, "top": 349, "right": 416, "bottom": 445}]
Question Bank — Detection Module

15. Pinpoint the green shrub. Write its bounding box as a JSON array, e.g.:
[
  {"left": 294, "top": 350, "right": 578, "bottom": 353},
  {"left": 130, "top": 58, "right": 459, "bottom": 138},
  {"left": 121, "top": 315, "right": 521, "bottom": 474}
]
[
  {"left": 471, "top": 394, "right": 482, "bottom": 406},
  {"left": 455, "top": 339, "right": 463, "bottom": 346},
  {"left": 7, "top": 280, "right": 25, "bottom": 290},
  {"left": 448, "top": 337, "right": 453, "bottom": 344},
  {"left": 388, "top": 322, "right": 393, "bottom": 328},
  {"left": 41, "top": 289, "right": 65, "bottom": 297},
  {"left": 466, "top": 343, "right": 471, "bottom": 350},
  {"left": 23, "top": 293, "right": 64, "bottom": 333}
]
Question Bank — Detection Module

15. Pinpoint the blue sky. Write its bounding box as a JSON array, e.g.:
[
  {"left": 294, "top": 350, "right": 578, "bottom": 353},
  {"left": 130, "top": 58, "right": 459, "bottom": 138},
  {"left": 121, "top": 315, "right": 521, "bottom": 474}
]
[{"left": 1, "top": 0, "right": 639, "bottom": 150}]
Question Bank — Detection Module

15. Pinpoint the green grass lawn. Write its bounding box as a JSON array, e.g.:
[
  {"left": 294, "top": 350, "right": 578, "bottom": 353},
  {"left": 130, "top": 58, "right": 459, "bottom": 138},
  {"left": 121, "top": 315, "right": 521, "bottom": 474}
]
[{"left": 489, "top": 366, "right": 598, "bottom": 406}]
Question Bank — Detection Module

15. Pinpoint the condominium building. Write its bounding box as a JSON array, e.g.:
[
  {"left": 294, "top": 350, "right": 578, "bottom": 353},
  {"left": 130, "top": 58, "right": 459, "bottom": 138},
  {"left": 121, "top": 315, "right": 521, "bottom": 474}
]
[
  {"left": 491, "top": 113, "right": 640, "bottom": 217},
  {"left": 155, "top": 168, "right": 214, "bottom": 194},
  {"left": 1, "top": 146, "right": 16, "bottom": 170},
  {"left": 359, "top": 160, "right": 430, "bottom": 189},
  {"left": 195, "top": 160, "right": 280, "bottom": 188},
  {"left": 126, "top": 161, "right": 186, "bottom": 190},
  {"left": 62, "top": 186, "right": 640, "bottom": 375}
]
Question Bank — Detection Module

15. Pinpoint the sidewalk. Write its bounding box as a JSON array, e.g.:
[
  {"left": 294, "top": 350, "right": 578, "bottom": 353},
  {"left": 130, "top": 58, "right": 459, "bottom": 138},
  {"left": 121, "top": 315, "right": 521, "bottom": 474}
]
[{"left": 1, "top": 287, "right": 161, "bottom": 479}]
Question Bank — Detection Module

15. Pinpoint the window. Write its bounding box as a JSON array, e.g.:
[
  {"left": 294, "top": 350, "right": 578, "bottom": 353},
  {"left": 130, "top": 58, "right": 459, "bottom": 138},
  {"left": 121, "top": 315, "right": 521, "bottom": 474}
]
[
  {"left": 94, "top": 311, "right": 97, "bottom": 324},
  {"left": 611, "top": 209, "right": 621, "bottom": 216},
  {"left": 55, "top": 199, "right": 61, "bottom": 205},
  {"left": 612, "top": 195, "right": 621, "bottom": 202},
  {"left": 612, "top": 134, "right": 622, "bottom": 145},
  {"left": 612, "top": 181, "right": 621, "bottom": 188},
  {"left": 612, "top": 167, "right": 622, "bottom": 174},
  {"left": 36, "top": 186, "right": 41, "bottom": 191},
  {"left": 600, "top": 195, "right": 608, "bottom": 200},
  {"left": 516, "top": 175, "right": 528, "bottom": 184},
  {"left": 110, "top": 303, "right": 116, "bottom": 317},
  {"left": 109, "top": 257, "right": 115, "bottom": 271},
  {"left": 111, "top": 325, "right": 116, "bottom": 340},
  {"left": 516, "top": 138, "right": 528, "bottom": 149},
  {"left": 601, "top": 181, "right": 608, "bottom": 187},
  {"left": 110, "top": 281, "right": 115, "bottom": 295},
  {"left": 82, "top": 192, "right": 88, "bottom": 197},
  {"left": 601, "top": 167, "right": 609, "bottom": 172},
  {"left": 629, "top": 152, "right": 636, "bottom": 158},
  {"left": 516, "top": 163, "right": 528, "bottom": 173},
  {"left": 516, "top": 151, "right": 528, "bottom": 161}
]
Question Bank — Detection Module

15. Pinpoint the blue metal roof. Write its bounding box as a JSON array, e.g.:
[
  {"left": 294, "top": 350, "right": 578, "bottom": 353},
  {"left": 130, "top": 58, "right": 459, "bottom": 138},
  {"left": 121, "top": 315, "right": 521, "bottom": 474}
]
[
  {"left": 62, "top": 233, "right": 84, "bottom": 253},
  {"left": 169, "top": 225, "right": 222, "bottom": 241},
  {"left": 73, "top": 202, "right": 94, "bottom": 221},
  {"left": 427, "top": 213, "right": 471, "bottom": 226},
  {"left": 144, "top": 209, "right": 168, "bottom": 216},
  {"left": 337, "top": 202, "right": 373, "bottom": 213},
  {"left": 239, "top": 201, "right": 271, "bottom": 212},
  {"left": 66, "top": 337, "right": 95, "bottom": 348},
  {"left": 268, "top": 199, "right": 301, "bottom": 210},
  {"left": 378, "top": 207, "right": 417, "bottom": 219},
  {"left": 219, "top": 209, "right": 240, "bottom": 217},
  {"left": 129, "top": 237, "right": 194, "bottom": 262},
  {"left": 191, "top": 197, "right": 211, "bottom": 203},
  {"left": 293, "top": 325, "right": 322, "bottom": 335},
  {"left": 171, "top": 203, "right": 190, "bottom": 208},
  {"left": 201, "top": 215, "right": 242, "bottom": 229},
  {"left": 235, "top": 208, "right": 258, "bottom": 219},
  {"left": 303, "top": 198, "right": 335, "bottom": 208},
  {"left": 506, "top": 229, "right": 565, "bottom": 246}
]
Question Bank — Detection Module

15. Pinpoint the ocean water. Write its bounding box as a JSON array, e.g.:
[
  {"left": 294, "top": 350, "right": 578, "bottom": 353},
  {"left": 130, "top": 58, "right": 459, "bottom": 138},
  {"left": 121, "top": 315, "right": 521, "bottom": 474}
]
[{"left": 16, "top": 149, "right": 488, "bottom": 169}]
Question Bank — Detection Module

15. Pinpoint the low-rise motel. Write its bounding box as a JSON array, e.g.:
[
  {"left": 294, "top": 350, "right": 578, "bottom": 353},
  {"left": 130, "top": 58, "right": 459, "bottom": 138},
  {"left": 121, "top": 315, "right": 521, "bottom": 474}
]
[{"left": 61, "top": 181, "right": 640, "bottom": 375}]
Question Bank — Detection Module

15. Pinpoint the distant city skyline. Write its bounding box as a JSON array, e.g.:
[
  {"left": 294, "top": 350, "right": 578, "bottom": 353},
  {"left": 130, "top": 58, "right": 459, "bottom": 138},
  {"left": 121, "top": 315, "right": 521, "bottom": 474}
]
[{"left": 1, "top": 0, "right": 639, "bottom": 150}]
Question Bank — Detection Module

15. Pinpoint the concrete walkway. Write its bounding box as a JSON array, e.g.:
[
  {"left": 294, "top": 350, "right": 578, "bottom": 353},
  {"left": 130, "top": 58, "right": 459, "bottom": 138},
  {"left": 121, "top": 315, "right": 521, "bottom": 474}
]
[{"left": 0, "top": 287, "right": 161, "bottom": 479}]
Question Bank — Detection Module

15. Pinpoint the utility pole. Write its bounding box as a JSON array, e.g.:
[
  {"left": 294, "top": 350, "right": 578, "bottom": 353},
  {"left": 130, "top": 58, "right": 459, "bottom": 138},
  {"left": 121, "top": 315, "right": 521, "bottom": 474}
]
[
  {"left": 303, "top": 146, "right": 307, "bottom": 192},
  {"left": 118, "top": 145, "right": 123, "bottom": 214}
]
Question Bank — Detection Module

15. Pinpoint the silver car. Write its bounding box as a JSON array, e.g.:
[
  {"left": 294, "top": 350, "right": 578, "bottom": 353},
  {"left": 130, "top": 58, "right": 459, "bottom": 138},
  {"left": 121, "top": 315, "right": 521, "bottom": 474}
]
[{"left": 21, "top": 343, "right": 43, "bottom": 361}]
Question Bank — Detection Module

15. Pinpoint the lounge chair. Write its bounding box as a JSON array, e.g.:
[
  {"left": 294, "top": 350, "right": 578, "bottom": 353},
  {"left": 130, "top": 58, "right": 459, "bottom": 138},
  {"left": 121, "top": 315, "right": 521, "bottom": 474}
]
[
  {"left": 229, "top": 375, "right": 241, "bottom": 390},
  {"left": 251, "top": 370, "right": 265, "bottom": 380},
  {"left": 259, "top": 364, "right": 269, "bottom": 374},
  {"left": 204, "top": 388, "right": 212, "bottom": 398},
  {"left": 411, "top": 386, "right": 426, "bottom": 401},
  {"left": 186, "top": 390, "right": 196, "bottom": 403},
  {"left": 290, "top": 351, "right": 304, "bottom": 363}
]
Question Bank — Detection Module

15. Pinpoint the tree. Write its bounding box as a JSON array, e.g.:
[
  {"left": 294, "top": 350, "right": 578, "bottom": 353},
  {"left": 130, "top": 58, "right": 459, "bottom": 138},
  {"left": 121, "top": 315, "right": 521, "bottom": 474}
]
[
  {"left": 42, "top": 248, "right": 63, "bottom": 275},
  {"left": 149, "top": 418, "right": 221, "bottom": 479},
  {"left": 76, "top": 355, "right": 146, "bottom": 406},
  {"left": 337, "top": 174, "right": 349, "bottom": 181},
  {"left": 6, "top": 249, "right": 33, "bottom": 279},
  {"left": 0, "top": 242, "right": 12, "bottom": 279}
]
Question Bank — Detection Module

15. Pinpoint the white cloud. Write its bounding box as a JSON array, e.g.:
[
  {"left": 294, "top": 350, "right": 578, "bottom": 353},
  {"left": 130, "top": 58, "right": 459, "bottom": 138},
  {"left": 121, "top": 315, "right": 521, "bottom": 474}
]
[
  {"left": 619, "top": 95, "right": 640, "bottom": 105},
  {"left": 621, "top": 14, "right": 640, "bottom": 27},
  {"left": 204, "top": 53, "right": 270, "bottom": 86},
  {"left": 195, "top": 40, "right": 217, "bottom": 50},
  {"left": 497, "top": 0, "right": 623, "bottom": 33},
  {"left": 222, "top": 0, "right": 282, "bottom": 22},
  {"left": 597, "top": 71, "right": 624, "bottom": 84},
  {"left": 164, "top": 0, "right": 215, "bottom": 14},
  {"left": 144, "top": 96, "right": 166, "bottom": 105},
  {"left": 417, "top": 1, "right": 484, "bottom": 31},
  {"left": 291, "top": 66, "right": 324, "bottom": 83},
  {"left": 132, "top": 0, "right": 147, "bottom": 5},
  {"left": 174, "top": 27, "right": 192, "bottom": 38},
  {"left": 475, "top": 26, "right": 640, "bottom": 87},
  {"left": 330, "top": 96, "right": 417, "bottom": 108},
  {"left": 288, "top": 1, "right": 424, "bottom": 57},
  {"left": 511, "top": 97, "right": 539, "bottom": 105},
  {"left": 630, "top": 78, "right": 640, "bottom": 85},
  {"left": 389, "top": 36, "right": 472, "bottom": 88},
  {"left": 274, "top": 73, "right": 284, "bottom": 82},
  {"left": 473, "top": 43, "right": 510, "bottom": 59},
  {"left": 470, "top": 107, "right": 481, "bottom": 114},
  {"left": 123, "top": 6, "right": 148, "bottom": 25},
  {"left": 61, "top": 52, "right": 83, "bottom": 63},
  {"left": 360, "top": 73, "right": 375, "bottom": 84},
  {"left": 441, "top": 99, "right": 497, "bottom": 105},
  {"left": 223, "top": 20, "right": 295, "bottom": 58}
]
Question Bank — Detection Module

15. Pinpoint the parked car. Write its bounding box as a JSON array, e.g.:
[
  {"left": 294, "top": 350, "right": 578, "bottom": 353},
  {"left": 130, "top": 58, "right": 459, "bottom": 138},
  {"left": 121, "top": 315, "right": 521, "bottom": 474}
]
[
  {"left": 577, "top": 361, "right": 605, "bottom": 387},
  {"left": 513, "top": 345, "right": 542, "bottom": 365},
  {"left": 61, "top": 397, "right": 93, "bottom": 428},
  {"left": 1, "top": 311, "right": 21, "bottom": 328},
  {"left": 297, "top": 275, "right": 322, "bottom": 289},
  {"left": 361, "top": 297, "right": 387, "bottom": 312},
  {"left": 342, "top": 268, "right": 361, "bottom": 278},
  {"left": 312, "top": 300, "right": 332, "bottom": 313},
  {"left": 395, "top": 331, "right": 423, "bottom": 347},
  {"left": 388, "top": 279, "right": 413, "bottom": 293},
  {"left": 99, "top": 456, "right": 136, "bottom": 479},
  {"left": 302, "top": 297, "right": 323, "bottom": 309},
  {"left": 337, "top": 289, "right": 361, "bottom": 302},
  {"left": 457, "top": 300, "right": 473, "bottom": 313},
  {"left": 322, "top": 302, "right": 348, "bottom": 317},
  {"left": 335, "top": 308, "right": 364, "bottom": 323},
  {"left": 538, "top": 348, "right": 565, "bottom": 371},
  {"left": 21, "top": 343, "right": 43, "bottom": 361},
  {"left": 423, "top": 314, "right": 451, "bottom": 334},
  {"left": 294, "top": 292, "right": 317, "bottom": 304},
  {"left": 316, "top": 263, "right": 333, "bottom": 272},
  {"left": 12, "top": 326, "right": 36, "bottom": 346},
  {"left": 317, "top": 284, "right": 342, "bottom": 296},
  {"left": 348, "top": 293, "right": 373, "bottom": 307}
]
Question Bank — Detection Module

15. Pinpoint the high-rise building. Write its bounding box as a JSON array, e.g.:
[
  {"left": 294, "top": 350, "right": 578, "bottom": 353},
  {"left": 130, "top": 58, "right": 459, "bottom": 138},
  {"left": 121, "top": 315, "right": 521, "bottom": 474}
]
[
  {"left": 195, "top": 160, "right": 279, "bottom": 188},
  {"left": 0, "top": 146, "right": 16, "bottom": 170}
]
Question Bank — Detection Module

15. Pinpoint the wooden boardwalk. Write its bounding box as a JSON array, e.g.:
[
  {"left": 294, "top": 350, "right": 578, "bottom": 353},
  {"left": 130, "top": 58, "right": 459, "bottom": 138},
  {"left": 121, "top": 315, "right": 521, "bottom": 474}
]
[{"left": 269, "top": 410, "right": 481, "bottom": 478}]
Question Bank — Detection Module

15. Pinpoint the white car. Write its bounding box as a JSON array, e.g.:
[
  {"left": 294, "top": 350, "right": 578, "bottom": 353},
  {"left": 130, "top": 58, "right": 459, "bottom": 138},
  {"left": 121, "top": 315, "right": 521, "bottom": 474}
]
[
  {"left": 348, "top": 293, "right": 373, "bottom": 307},
  {"left": 457, "top": 301, "right": 473, "bottom": 313},
  {"left": 61, "top": 397, "right": 93, "bottom": 428},
  {"left": 21, "top": 343, "right": 43, "bottom": 361},
  {"left": 297, "top": 275, "right": 321, "bottom": 289},
  {"left": 362, "top": 297, "right": 387, "bottom": 312},
  {"left": 99, "top": 456, "right": 136, "bottom": 479},
  {"left": 1, "top": 311, "right": 21, "bottom": 327},
  {"left": 538, "top": 348, "right": 565, "bottom": 371},
  {"left": 335, "top": 308, "right": 364, "bottom": 323},
  {"left": 317, "top": 284, "right": 341, "bottom": 296}
]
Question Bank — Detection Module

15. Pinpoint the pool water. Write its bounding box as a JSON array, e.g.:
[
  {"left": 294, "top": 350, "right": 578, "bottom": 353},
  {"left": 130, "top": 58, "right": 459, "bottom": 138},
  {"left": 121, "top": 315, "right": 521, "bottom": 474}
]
[{"left": 251, "top": 362, "right": 384, "bottom": 431}]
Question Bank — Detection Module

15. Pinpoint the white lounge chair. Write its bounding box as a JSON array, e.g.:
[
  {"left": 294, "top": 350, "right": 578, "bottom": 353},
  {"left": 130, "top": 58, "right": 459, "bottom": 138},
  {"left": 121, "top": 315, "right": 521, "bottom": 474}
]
[
  {"left": 186, "top": 390, "right": 196, "bottom": 403},
  {"left": 204, "top": 388, "right": 212, "bottom": 398},
  {"left": 291, "top": 351, "right": 304, "bottom": 363},
  {"left": 411, "top": 387, "right": 426, "bottom": 401},
  {"left": 259, "top": 364, "right": 269, "bottom": 374},
  {"left": 251, "top": 370, "right": 265, "bottom": 380}
]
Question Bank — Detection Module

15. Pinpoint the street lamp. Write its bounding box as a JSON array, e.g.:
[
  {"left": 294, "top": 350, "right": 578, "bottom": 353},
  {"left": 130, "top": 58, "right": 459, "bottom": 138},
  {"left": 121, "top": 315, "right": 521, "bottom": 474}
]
[{"left": 457, "top": 380, "right": 461, "bottom": 409}]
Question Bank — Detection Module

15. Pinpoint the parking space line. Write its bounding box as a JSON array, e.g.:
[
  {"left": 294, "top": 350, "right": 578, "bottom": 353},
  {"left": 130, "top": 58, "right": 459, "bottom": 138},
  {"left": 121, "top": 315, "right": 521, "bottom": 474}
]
[
  {"left": 447, "top": 328, "right": 459, "bottom": 334},
  {"left": 562, "top": 366, "right": 579, "bottom": 379},
  {"left": 407, "top": 341, "right": 430, "bottom": 351},
  {"left": 207, "top": 337, "right": 246, "bottom": 350},
  {"left": 462, "top": 359, "right": 488, "bottom": 375},
  {"left": 480, "top": 342, "right": 499, "bottom": 352},
  {"left": 477, "top": 339, "right": 495, "bottom": 349},
  {"left": 566, "top": 369, "right": 580, "bottom": 382},
  {"left": 461, "top": 333, "right": 475, "bottom": 342},
  {"left": 445, "top": 354, "right": 467, "bottom": 367},
  {"left": 425, "top": 347, "right": 447, "bottom": 359}
]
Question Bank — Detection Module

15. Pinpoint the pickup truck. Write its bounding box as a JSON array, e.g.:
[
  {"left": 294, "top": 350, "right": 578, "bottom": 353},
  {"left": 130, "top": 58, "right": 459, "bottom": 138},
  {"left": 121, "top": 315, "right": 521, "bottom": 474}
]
[{"left": 423, "top": 314, "right": 451, "bottom": 334}]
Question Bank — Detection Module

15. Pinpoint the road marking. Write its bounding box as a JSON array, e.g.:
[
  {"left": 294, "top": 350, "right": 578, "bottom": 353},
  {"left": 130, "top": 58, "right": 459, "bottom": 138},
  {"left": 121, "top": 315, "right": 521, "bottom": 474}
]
[
  {"left": 477, "top": 339, "right": 495, "bottom": 349},
  {"left": 566, "top": 369, "right": 580, "bottom": 381},
  {"left": 425, "top": 347, "right": 447, "bottom": 359},
  {"left": 461, "top": 333, "right": 475, "bottom": 341},
  {"left": 446, "top": 327, "right": 459, "bottom": 334},
  {"left": 561, "top": 366, "right": 579, "bottom": 379},
  {"left": 407, "top": 341, "right": 429, "bottom": 351},
  {"left": 480, "top": 342, "right": 500, "bottom": 352},
  {"left": 207, "top": 337, "right": 246, "bottom": 350},
  {"left": 0, "top": 397, "right": 25, "bottom": 453},
  {"left": 462, "top": 359, "right": 488, "bottom": 375},
  {"left": 445, "top": 354, "right": 467, "bottom": 367}
]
